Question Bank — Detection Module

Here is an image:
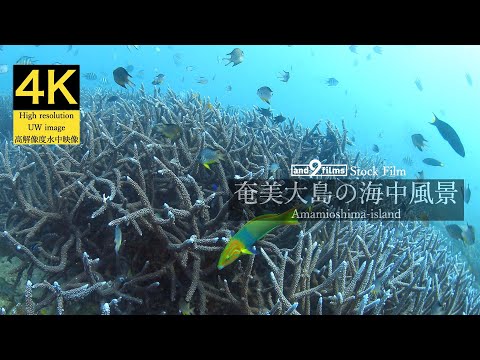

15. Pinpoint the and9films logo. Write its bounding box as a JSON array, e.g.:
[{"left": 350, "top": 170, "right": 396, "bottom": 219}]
[
  {"left": 13, "top": 65, "right": 80, "bottom": 145},
  {"left": 291, "top": 159, "right": 348, "bottom": 177}
]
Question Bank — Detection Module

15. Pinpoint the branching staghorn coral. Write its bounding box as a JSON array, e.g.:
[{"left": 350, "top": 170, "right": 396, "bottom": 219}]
[{"left": 0, "top": 87, "right": 478, "bottom": 314}]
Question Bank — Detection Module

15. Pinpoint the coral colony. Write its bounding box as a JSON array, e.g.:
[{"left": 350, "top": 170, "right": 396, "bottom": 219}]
[{"left": 0, "top": 86, "right": 478, "bottom": 315}]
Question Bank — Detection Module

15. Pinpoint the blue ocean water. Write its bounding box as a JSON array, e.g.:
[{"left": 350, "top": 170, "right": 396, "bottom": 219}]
[{"left": 0, "top": 44, "right": 478, "bottom": 267}]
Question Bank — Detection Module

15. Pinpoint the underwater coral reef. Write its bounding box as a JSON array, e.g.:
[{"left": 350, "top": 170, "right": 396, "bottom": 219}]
[{"left": 0, "top": 87, "right": 478, "bottom": 315}]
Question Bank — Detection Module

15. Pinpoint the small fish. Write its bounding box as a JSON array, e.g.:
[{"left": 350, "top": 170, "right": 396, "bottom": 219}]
[
  {"left": 113, "top": 67, "right": 135, "bottom": 89},
  {"left": 107, "top": 95, "right": 119, "bottom": 103},
  {"left": 211, "top": 183, "right": 219, "bottom": 192},
  {"left": 200, "top": 148, "right": 225, "bottom": 170},
  {"left": 414, "top": 78, "right": 423, "bottom": 91},
  {"left": 197, "top": 77, "right": 208, "bottom": 85},
  {"left": 257, "top": 86, "right": 273, "bottom": 104},
  {"left": 465, "top": 72, "right": 473, "bottom": 86},
  {"left": 430, "top": 114, "right": 465, "bottom": 157},
  {"left": 464, "top": 183, "right": 471, "bottom": 204},
  {"left": 278, "top": 70, "right": 290, "bottom": 82},
  {"left": 351, "top": 136, "right": 356, "bottom": 143},
  {"left": 136, "top": 70, "right": 144, "bottom": 79},
  {"left": 225, "top": 85, "right": 232, "bottom": 92},
  {"left": 73, "top": 49, "right": 79, "bottom": 56},
  {"left": 402, "top": 156, "right": 413, "bottom": 166},
  {"left": 156, "top": 123, "right": 183, "bottom": 141},
  {"left": 462, "top": 224, "right": 475, "bottom": 245},
  {"left": 373, "top": 46, "right": 382, "bottom": 54},
  {"left": 0, "top": 65, "right": 8, "bottom": 74},
  {"left": 126, "top": 64, "right": 134, "bottom": 73},
  {"left": 256, "top": 106, "right": 272, "bottom": 118},
  {"left": 411, "top": 134, "right": 427, "bottom": 151},
  {"left": 83, "top": 72, "right": 98, "bottom": 80},
  {"left": 185, "top": 66, "right": 195, "bottom": 72},
  {"left": 416, "top": 170, "right": 424, "bottom": 180},
  {"left": 325, "top": 78, "right": 339, "bottom": 86},
  {"left": 445, "top": 224, "right": 463, "bottom": 241},
  {"left": 349, "top": 45, "right": 358, "bottom": 54},
  {"left": 127, "top": 45, "right": 140, "bottom": 51},
  {"left": 67, "top": 45, "right": 73, "bottom": 52},
  {"left": 423, "top": 158, "right": 444, "bottom": 167},
  {"left": 152, "top": 74, "right": 166, "bottom": 85},
  {"left": 16, "top": 56, "right": 36, "bottom": 65},
  {"left": 372, "top": 144, "right": 379, "bottom": 153},
  {"left": 378, "top": 131, "right": 384, "bottom": 139},
  {"left": 273, "top": 114, "right": 286, "bottom": 125},
  {"left": 179, "top": 298, "right": 195, "bottom": 315},
  {"left": 224, "top": 48, "right": 244, "bottom": 67},
  {"left": 371, "top": 278, "right": 383, "bottom": 297},
  {"left": 114, "top": 225, "right": 122, "bottom": 255},
  {"left": 217, "top": 207, "right": 299, "bottom": 270}
]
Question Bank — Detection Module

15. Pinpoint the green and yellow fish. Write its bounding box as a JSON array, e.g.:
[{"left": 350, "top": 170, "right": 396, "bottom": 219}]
[
  {"left": 217, "top": 207, "right": 299, "bottom": 270},
  {"left": 155, "top": 123, "right": 183, "bottom": 141},
  {"left": 200, "top": 148, "right": 225, "bottom": 170}
]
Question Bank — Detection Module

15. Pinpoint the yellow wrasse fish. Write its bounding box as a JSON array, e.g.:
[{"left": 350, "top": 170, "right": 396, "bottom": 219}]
[{"left": 217, "top": 208, "right": 299, "bottom": 270}]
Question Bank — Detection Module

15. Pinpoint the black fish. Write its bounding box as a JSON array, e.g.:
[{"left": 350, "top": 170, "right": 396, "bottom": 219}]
[
  {"left": 465, "top": 183, "right": 471, "bottom": 204},
  {"left": 113, "top": 67, "right": 135, "bottom": 89},
  {"left": 256, "top": 107, "right": 272, "bottom": 118},
  {"left": 411, "top": 134, "right": 427, "bottom": 151},
  {"left": 430, "top": 114, "right": 465, "bottom": 157},
  {"left": 372, "top": 144, "right": 379, "bottom": 153},
  {"left": 423, "top": 158, "right": 444, "bottom": 167},
  {"left": 273, "top": 115, "right": 286, "bottom": 125},
  {"left": 445, "top": 224, "right": 463, "bottom": 241}
]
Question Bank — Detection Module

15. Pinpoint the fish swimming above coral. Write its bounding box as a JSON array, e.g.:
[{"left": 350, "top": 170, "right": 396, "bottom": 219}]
[
  {"left": 224, "top": 48, "right": 244, "bottom": 67},
  {"left": 152, "top": 73, "right": 165, "bottom": 85},
  {"left": 16, "top": 56, "right": 36, "bottom": 65},
  {"left": 83, "top": 72, "right": 97, "bottom": 80},
  {"left": 402, "top": 156, "right": 413, "bottom": 166},
  {"left": 462, "top": 224, "right": 475, "bottom": 245},
  {"left": 411, "top": 134, "right": 427, "bottom": 151},
  {"left": 106, "top": 95, "right": 119, "bottom": 103},
  {"left": 155, "top": 123, "right": 183, "bottom": 142},
  {"left": 372, "top": 144, "right": 379, "bottom": 153},
  {"left": 414, "top": 78, "right": 423, "bottom": 91},
  {"left": 272, "top": 114, "right": 286, "bottom": 125},
  {"left": 349, "top": 45, "right": 358, "bottom": 54},
  {"left": 430, "top": 113, "right": 465, "bottom": 157},
  {"left": 464, "top": 183, "right": 471, "bottom": 204},
  {"left": 199, "top": 148, "right": 225, "bottom": 170},
  {"left": 114, "top": 225, "right": 122, "bottom": 256},
  {"left": 278, "top": 70, "right": 290, "bottom": 82},
  {"left": 325, "top": 77, "right": 339, "bottom": 86},
  {"left": 217, "top": 207, "right": 299, "bottom": 269},
  {"left": 257, "top": 86, "right": 273, "bottom": 104},
  {"left": 423, "top": 158, "right": 443, "bottom": 167},
  {"left": 113, "top": 67, "right": 135, "bottom": 89},
  {"left": 256, "top": 106, "right": 273, "bottom": 118},
  {"left": 465, "top": 72, "right": 473, "bottom": 86}
]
